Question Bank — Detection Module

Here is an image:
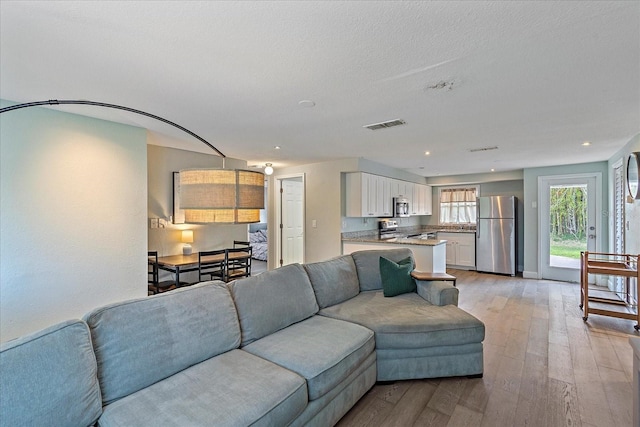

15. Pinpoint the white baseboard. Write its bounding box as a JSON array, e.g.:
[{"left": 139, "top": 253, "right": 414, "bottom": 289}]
[{"left": 522, "top": 271, "right": 538, "bottom": 279}]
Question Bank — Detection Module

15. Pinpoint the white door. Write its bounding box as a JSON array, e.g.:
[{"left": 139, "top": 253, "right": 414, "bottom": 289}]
[
  {"left": 280, "top": 176, "right": 304, "bottom": 266},
  {"left": 539, "top": 174, "right": 600, "bottom": 282}
]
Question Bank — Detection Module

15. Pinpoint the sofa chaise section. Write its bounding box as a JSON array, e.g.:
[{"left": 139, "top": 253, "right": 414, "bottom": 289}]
[
  {"left": 85, "top": 281, "right": 308, "bottom": 427},
  {"left": 306, "top": 249, "right": 486, "bottom": 381}
]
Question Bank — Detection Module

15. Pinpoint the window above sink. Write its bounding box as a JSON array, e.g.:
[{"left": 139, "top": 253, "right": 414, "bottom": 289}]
[{"left": 438, "top": 186, "right": 478, "bottom": 225}]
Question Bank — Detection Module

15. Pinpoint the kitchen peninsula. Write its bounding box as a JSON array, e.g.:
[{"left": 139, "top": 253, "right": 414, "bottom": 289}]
[{"left": 342, "top": 233, "right": 447, "bottom": 273}]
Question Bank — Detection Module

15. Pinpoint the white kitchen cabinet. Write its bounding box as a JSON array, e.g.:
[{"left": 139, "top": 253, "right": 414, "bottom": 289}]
[
  {"left": 346, "top": 172, "right": 376, "bottom": 217},
  {"left": 391, "top": 179, "right": 412, "bottom": 199},
  {"left": 423, "top": 185, "right": 432, "bottom": 215},
  {"left": 346, "top": 172, "right": 393, "bottom": 217},
  {"left": 346, "top": 173, "right": 429, "bottom": 217},
  {"left": 377, "top": 176, "right": 393, "bottom": 217},
  {"left": 438, "top": 232, "right": 476, "bottom": 269},
  {"left": 411, "top": 184, "right": 433, "bottom": 215}
]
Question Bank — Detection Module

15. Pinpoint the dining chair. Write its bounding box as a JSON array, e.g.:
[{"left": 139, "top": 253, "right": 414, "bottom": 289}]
[
  {"left": 225, "top": 247, "right": 252, "bottom": 282},
  {"left": 233, "top": 240, "right": 251, "bottom": 248},
  {"left": 198, "top": 249, "right": 227, "bottom": 283},
  {"left": 148, "top": 251, "right": 177, "bottom": 295}
]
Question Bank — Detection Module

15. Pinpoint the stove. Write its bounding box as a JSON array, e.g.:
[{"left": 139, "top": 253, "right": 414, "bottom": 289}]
[{"left": 378, "top": 220, "right": 399, "bottom": 239}]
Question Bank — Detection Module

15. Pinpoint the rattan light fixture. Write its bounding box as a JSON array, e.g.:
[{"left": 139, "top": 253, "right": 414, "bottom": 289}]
[{"left": 179, "top": 169, "right": 264, "bottom": 224}]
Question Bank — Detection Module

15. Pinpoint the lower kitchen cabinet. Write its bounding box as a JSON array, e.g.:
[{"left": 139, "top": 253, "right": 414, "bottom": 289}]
[{"left": 438, "top": 232, "right": 476, "bottom": 269}]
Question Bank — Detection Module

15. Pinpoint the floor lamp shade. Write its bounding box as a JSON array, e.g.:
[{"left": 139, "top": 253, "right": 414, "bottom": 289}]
[{"left": 179, "top": 169, "right": 264, "bottom": 223}]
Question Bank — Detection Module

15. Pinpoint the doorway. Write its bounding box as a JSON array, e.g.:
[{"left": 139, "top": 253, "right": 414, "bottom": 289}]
[
  {"left": 539, "top": 173, "right": 601, "bottom": 282},
  {"left": 275, "top": 174, "right": 305, "bottom": 267}
]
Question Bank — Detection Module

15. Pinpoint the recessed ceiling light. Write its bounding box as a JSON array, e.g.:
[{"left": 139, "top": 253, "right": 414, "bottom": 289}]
[
  {"left": 424, "top": 151, "right": 430, "bottom": 156},
  {"left": 491, "top": 168, "right": 495, "bottom": 172},
  {"left": 274, "top": 146, "right": 281, "bottom": 150},
  {"left": 298, "top": 100, "right": 315, "bottom": 108},
  {"left": 582, "top": 141, "right": 591, "bottom": 146}
]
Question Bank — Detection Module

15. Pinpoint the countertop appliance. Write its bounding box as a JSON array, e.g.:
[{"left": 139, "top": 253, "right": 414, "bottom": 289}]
[
  {"left": 476, "top": 196, "right": 516, "bottom": 276},
  {"left": 393, "top": 196, "right": 410, "bottom": 218}
]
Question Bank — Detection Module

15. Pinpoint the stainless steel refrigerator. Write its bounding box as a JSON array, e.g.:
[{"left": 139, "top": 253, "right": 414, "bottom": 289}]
[{"left": 476, "top": 196, "right": 516, "bottom": 276}]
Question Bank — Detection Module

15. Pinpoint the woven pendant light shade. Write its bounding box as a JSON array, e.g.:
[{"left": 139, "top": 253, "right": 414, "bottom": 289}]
[{"left": 180, "top": 169, "right": 264, "bottom": 224}]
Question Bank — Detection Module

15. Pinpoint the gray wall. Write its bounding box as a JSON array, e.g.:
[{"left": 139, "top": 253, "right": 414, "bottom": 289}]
[
  {"left": 426, "top": 174, "right": 525, "bottom": 272},
  {"left": 608, "top": 133, "right": 640, "bottom": 256},
  {"left": 522, "top": 161, "right": 609, "bottom": 278}
]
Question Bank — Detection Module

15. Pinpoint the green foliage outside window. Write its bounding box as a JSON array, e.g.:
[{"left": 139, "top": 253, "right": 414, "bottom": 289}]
[{"left": 549, "top": 185, "right": 587, "bottom": 259}]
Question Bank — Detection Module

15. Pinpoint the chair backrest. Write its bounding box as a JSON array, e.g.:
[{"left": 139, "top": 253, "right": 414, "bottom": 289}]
[
  {"left": 226, "top": 247, "right": 252, "bottom": 281},
  {"left": 199, "top": 249, "right": 226, "bottom": 282},
  {"left": 148, "top": 251, "right": 158, "bottom": 285},
  {"left": 233, "top": 240, "right": 251, "bottom": 248}
]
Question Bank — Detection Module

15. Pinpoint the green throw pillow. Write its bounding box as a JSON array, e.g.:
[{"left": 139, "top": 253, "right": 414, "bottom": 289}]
[{"left": 379, "top": 256, "right": 416, "bottom": 297}]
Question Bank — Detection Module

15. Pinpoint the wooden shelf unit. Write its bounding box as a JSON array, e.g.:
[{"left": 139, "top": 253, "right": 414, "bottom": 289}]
[{"left": 580, "top": 251, "right": 640, "bottom": 329}]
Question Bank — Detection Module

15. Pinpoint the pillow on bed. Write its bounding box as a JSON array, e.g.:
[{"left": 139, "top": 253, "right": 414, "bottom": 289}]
[{"left": 249, "top": 232, "right": 261, "bottom": 243}]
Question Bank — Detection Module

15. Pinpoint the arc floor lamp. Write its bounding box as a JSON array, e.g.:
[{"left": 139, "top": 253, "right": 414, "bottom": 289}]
[{"left": 0, "top": 99, "right": 264, "bottom": 223}]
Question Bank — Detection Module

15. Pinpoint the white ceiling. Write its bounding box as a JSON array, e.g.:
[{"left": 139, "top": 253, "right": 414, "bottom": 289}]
[{"left": 1, "top": 1, "right": 638, "bottom": 177}]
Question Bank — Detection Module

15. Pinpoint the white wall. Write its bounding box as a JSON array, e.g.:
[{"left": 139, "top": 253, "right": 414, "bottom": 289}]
[
  {"left": 147, "top": 142, "right": 250, "bottom": 283},
  {"left": 269, "top": 158, "right": 359, "bottom": 265},
  {"left": 1, "top": 100, "right": 148, "bottom": 342}
]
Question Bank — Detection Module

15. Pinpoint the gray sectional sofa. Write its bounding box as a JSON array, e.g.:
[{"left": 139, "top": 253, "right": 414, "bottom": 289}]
[{"left": 0, "top": 248, "right": 485, "bottom": 427}]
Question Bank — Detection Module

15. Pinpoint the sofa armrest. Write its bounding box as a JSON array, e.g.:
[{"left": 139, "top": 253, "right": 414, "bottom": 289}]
[{"left": 415, "top": 280, "right": 459, "bottom": 306}]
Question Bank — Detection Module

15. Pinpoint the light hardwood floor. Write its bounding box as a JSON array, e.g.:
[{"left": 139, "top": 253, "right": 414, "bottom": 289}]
[{"left": 337, "top": 270, "right": 636, "bottom": 427}]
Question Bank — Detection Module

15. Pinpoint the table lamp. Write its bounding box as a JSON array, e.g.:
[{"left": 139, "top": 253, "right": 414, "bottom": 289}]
[{"left": 181, "top": 230, "right": 194, "bottom": 255}]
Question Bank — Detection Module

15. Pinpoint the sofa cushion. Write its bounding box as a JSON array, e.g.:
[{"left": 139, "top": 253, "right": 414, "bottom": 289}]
[
  {"left": 351, "top": 248, "right": 414, "bottom": 291},
  {"left": 380, "top": 256, "right": 415, "bottom": 297},
  {"left": 0, "top": 319, "right": 102, "bottom": 427},
  {"left": 304, "top": 255, "right": 360, "bottom": 308},
  {"left": 243, "top": 315, "right": 375, "bottom": 400},
  {"left": 229, "top": 263, "right": 319, "bottom": 346},
  {"left": 85, "top": 281, "right": 241, "bottom": 405},
  {"left": 319, "top": 291, "right": 485, "bottom": 349},
  {"left": 98, "top": 349, "right": 307, "bottom": 427}
]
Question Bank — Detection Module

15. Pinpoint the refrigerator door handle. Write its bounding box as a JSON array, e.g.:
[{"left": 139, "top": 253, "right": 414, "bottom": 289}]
[{"left": 476, "top": 208, "right": 480, "bottom": 238}]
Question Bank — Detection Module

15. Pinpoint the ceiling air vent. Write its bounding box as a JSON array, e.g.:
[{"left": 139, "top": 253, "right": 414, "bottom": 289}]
[
  {"left": 468, "top": 146, "right": 498, "bottom": 153},
  {"left": 363, "top": 119, "right": 406, "bottom": 131}
]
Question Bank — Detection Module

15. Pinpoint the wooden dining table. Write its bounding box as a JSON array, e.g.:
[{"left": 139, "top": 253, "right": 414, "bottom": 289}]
[{"left": 155, "top": 251, "right": 250, "bottom": 287}]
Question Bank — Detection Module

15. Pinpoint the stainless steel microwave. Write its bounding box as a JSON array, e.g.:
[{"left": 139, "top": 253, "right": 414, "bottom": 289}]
[{"left": 393, "top": 197, "right": 410, "bottom": 217}]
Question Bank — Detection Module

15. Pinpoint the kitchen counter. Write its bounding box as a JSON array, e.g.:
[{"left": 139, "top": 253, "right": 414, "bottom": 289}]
[
  {"left": 342, "top": 235, "right": 447, "bottom": 246},
  {"left": 342, "top": 233, "right": 447, "bottom": 273}
]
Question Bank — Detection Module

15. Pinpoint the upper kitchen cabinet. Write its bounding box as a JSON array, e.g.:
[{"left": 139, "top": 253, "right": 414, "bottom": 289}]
[
  {"left": 411, "top": 183, "right": 433, "bottom": 216},
  {"left": 346, "top": 172, "right": 432, "bottom": 217},
  {"left": 345, "top": 172, "right": 392, "bottom": 217},
  {"left": 391, "top": 179, "right": 413, "bottom": 199},
  {"left": 346, "top": 172, "right": 431, "bottom": 217}
]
